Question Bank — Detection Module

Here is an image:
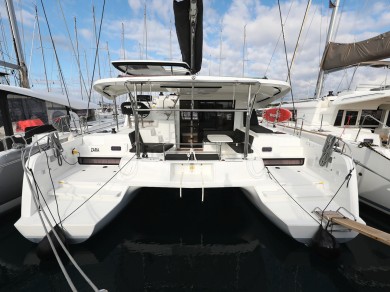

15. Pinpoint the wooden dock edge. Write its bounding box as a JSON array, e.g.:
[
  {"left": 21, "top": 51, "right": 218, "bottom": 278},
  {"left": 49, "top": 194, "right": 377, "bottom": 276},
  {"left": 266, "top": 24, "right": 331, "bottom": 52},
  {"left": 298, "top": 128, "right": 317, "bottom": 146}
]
[{"left": 331, "top": 217, "right": 390, "bottom": 246}]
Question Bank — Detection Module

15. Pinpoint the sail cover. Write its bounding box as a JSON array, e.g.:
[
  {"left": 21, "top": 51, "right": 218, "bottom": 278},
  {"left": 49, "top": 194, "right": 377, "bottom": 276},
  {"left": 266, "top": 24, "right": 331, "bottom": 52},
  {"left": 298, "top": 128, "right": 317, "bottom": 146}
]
[
  {"left": 173, "top": 0, "right": 203, "bottom": 74},
  {"left": 321, "top": 31, "right": 390, "bottom": 72}
]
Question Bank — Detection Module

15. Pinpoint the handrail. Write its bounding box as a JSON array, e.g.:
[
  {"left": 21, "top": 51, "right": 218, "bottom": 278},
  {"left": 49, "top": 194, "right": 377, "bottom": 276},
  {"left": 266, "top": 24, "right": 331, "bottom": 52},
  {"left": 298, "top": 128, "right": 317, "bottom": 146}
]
[
  {"left": 355, "top": 114, "right": 389, "bottom": 142},
  {"left": 0, "top": 134, "right": 27, "bottom": 150}
]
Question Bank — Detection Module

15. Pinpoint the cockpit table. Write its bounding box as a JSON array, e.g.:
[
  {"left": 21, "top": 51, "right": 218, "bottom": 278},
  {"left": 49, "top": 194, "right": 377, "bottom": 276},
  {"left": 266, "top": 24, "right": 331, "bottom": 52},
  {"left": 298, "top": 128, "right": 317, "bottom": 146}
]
[{"left": 207, "top": 134, "right": 233, "bottom": 143}]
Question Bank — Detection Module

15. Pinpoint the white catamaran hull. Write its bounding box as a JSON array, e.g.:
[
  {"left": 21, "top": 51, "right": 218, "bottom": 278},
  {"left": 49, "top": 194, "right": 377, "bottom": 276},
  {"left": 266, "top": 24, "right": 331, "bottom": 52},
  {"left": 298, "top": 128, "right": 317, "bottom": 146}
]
[
  {"left": 278, "top": 125, "right": 390, "bottom": 216},
  {"left": 15, "top": 128, "right": 362, "bottom": 244}
]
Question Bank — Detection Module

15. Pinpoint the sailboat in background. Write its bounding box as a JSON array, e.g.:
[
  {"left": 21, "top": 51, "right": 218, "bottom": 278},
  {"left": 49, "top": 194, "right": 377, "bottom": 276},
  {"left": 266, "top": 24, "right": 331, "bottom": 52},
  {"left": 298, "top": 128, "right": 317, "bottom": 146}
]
[
  {"left": 0, "top": 0, "right": 101, "bottom": 214},
  {"left": 274, "top": 0, "right": 390, "bottom": 215}
]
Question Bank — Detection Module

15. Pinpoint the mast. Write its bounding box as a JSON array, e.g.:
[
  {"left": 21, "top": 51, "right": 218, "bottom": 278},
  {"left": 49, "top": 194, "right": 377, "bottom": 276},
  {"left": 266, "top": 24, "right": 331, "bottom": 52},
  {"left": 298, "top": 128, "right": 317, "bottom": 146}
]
[
  {"left": 92, "top": 5, "right": 101, "bottom": 80},
  {"left": 92, "top": 5, "right": 103, "bottom": 106},
  {"left": 143, "top": 2, "right": 148, "bottom": 59},
  {"left": 314, "top": 0, "right": 340, "bottom": 99},
  {"left": 121, "top": 22, "right": 125, "bottom": 59},
  {"left": 5, "top": 0, "right": 29, "bottom": 88},
  {"left": 35, "top": 5, "right": 49, "bottom": 92},
  {"left": 169, "top": 18, "right": 172, "bottom": 60},
  {"left": 218, "top": 21, "right": 222, "bottom": 76},
  {"left": 74, "top": 17, "right": 83, "bottom": 100},
  {"left": 242, "top": 24, "right": 247, "bottom": 77}
]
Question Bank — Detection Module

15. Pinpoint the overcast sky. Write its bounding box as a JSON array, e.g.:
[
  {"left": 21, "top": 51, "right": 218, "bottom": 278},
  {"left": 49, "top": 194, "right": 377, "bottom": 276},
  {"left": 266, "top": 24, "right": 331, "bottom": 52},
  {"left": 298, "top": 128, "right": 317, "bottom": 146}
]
[{"left": 1, "top": 0, "right": 390, "bottom": 103}]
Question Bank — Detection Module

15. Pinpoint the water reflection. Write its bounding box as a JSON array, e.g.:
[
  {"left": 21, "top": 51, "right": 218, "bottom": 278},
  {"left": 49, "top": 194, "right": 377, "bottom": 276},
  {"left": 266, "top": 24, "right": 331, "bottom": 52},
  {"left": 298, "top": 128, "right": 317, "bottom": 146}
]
[{"left": 0, "top": 188, "right": 390, "bottom": 291}]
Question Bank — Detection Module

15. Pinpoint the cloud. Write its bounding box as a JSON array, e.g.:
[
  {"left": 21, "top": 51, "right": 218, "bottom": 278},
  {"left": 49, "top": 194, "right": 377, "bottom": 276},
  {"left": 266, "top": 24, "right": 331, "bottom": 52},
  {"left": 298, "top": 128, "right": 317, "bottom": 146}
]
[
  {"left": 128, "top": 0, "right": 143, "bottom": 11},
  {"left": 5, "top": 0, "right": 390, "bottom": 97},
  {"left": 79, "top": 28, "right": 94, "bottom": 41}
]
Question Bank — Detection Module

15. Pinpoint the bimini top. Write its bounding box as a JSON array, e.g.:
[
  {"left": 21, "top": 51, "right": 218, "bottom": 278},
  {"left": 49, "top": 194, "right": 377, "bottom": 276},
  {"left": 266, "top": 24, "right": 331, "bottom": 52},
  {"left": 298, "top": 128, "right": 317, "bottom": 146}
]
[
  {"left": 93, "top": 74, "right": 290, "bottom": 108},
  {"left": 112, "top": 60, "right": 191, "bottom": 76},
  {"left": 0, "top": 84, "right": 99, "bottom": 110}
]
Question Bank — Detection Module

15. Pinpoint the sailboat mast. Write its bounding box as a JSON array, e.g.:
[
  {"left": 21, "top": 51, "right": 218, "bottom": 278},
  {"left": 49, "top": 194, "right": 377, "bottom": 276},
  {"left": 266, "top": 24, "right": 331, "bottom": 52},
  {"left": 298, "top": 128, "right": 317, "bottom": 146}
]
[
  {"left": 74, "top": 17, "right": 83, "bottom": 100},
  {"left": 5, "top": 0, "right": 29, "bottom": 88},
  {"left": 121, "top": 22, "right": 126, "bottom": 59},
  {"left": 219, "top": 22, "right": 222, "bottom": 76},
  {"left": 143, "top": 2, "right": 148, "bottom": 59},
  {"left": 314, "top": 0, "right": 340, "bottom": 99},
  {"left": 169, "top": 18, "right": 172, "bottom": 60},
  {"left": 242, "top": 24, "right": 247, "bottom": 77},
  {"left": 35, "top": 5, "right": 49, "bottom": 92}
]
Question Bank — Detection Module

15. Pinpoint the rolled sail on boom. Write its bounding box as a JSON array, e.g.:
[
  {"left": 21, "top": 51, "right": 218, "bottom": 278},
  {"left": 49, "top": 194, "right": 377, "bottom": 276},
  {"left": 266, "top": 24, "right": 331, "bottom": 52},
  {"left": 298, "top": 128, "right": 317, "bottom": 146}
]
[
  {"left": 173, "top": 0, "right": 203, "bottom": 74},
  {"left": 321, "top": 31, "right": 390, "bottom": 72}
]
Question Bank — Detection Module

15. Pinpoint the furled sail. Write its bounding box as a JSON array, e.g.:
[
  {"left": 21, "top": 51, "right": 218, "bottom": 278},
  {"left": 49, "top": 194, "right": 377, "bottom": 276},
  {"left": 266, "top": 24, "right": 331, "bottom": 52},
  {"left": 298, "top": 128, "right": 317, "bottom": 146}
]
[
  {"left": 321, "top": 31, "right": 390, "bottom": 72},
  {"left": 173, "top": 0, "right": 203, "bottom": 74}
]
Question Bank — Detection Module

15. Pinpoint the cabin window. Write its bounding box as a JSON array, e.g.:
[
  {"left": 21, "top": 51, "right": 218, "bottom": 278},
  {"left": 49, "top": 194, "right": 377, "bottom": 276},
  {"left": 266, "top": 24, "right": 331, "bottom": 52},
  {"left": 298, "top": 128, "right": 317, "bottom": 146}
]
[
  {"left": 344, "top": 111, "right": 358, "bottom": 126},
  {"left": 386, "top": 112, "right": 390, "bottom": 127},
  {"left": 359, "top": 109, "right": 383, "bottom": 127},
  {"left": 7, "top": 94, "right": 49, "bottom": 133},
  {"left": 334, "top": 110, "right": 344, "bottom": 126}
]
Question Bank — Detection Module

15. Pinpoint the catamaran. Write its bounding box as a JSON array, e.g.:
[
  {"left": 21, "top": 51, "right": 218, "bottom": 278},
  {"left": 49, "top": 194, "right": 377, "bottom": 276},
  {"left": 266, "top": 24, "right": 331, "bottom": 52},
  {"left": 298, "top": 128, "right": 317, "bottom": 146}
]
[
  {"left": 15, "top": 0, "right": 364, "bottom": 246},
  {"left": 14, "top": 59, "right": 364, "bottom": 245}
]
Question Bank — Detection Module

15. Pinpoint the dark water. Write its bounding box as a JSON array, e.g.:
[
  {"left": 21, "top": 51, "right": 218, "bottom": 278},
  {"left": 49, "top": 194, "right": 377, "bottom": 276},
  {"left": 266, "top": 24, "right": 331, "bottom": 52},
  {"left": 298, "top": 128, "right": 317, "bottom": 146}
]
[{"left": 0, "top": 188, "right": 390, "bottom": 291}]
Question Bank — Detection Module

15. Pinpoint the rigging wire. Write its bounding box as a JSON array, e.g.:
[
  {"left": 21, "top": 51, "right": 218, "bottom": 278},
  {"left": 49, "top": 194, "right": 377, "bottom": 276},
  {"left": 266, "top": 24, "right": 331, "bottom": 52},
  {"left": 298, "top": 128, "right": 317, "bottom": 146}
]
[
  {"left": 333, "top": 0, "right": 345, "bottom": 41},
  {"left": 265, "top": 167, "right": 319, "bottom": 223},
  {"left": 87, "top": 0, "right": 106, "bottom": 117},
  {"left": 60, "top": 153, "right": 135, "bottom": 223},
  {"left": 289, "top": 0, "right": 312, "bottom": 73},
  {"left": 264, "top": 0, "right": 295, "bottom": 77},
  {"left": 39, "top": 0, "right": 72, "bottom": 110},
  {"left": 26, "top": 168, "right": 100, "bottom": 291},
  {"left": 27, "top": 14, "right": 37, "bottom": 86},
  {"left": 56, "top": 0, "right": 89, "bottom": 100},
  {"left": 23, "top": 136, "right": 103, "bottom": 291},
  {"left": 0, "top": 11, "right": 14, "bottom": 62},
  {"left": 277, "top": 0, "right": 296, "bottom": 119},
  {"left": 35, "top": 5, "right": 50, "bottom": 92},
  {"left": 300, "top": 5, "right": 318, "bottom": 54}
]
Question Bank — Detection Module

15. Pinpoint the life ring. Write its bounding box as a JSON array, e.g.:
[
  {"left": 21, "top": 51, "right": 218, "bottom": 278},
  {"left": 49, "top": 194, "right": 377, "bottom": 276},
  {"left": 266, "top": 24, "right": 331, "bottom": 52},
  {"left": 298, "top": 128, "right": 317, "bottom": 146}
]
[{"left": 263, "top": 108, "right": 292, "bottom": 123}]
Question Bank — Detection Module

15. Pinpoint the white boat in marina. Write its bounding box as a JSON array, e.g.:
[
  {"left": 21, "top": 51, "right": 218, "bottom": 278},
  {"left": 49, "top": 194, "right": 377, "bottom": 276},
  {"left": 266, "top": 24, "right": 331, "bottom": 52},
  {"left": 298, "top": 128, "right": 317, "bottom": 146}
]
[
  {"left": 272, "top": 0, "right": 390, "bottom": 216},
  {"left": 0, "top": 0, "right": 114, "bottom": 215},
  {"left": 274, "top": 80, "right": 390, "bottom": 215},
  {"left": 14, "top": 60, "right": 364, "bottom": 245},
  {"left": 0, "top": 84, "right": 102, "bottom": 214}
]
